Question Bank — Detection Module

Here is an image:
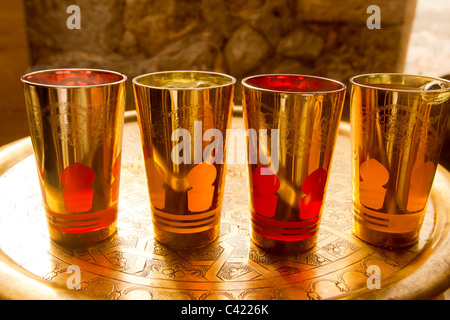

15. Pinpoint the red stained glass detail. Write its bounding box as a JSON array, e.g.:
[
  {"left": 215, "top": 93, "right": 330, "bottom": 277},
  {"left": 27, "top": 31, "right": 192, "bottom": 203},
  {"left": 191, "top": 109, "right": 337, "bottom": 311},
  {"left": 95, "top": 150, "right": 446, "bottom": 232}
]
[
  {"left": 46, "top": 206, "right": 117, "bottom": 233},
  {"left": 251, "top": 167, "right": 327, "bottom": 242},
  {"left": 24, "top": 69, "right": 124, "bottom": 86},
  {"left": 60, "top": 162, "right": 95, "bottom": 213},
  {"left": 252, "top": 211, "right": 320, "bottom": 229},
  {"left": 252, "top": 166, "right": 280, "bottom": 218},
  {"left": 245, "top": 75, "right": 343, "bottom": 93},
  {"left": 253, "top": 227, "right": 317, "bottom": 242},
  {"left": 300, "top": 168, "right": 327, "bottom": 220}
]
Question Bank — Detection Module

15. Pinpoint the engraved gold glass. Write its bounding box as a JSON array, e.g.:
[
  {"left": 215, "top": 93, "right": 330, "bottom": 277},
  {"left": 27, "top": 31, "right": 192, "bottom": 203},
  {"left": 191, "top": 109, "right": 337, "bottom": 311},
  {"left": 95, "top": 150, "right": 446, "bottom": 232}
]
[
  {"left": 350, "top": 74, "right": 450, "bottom": 248},
  {"left": 21, "top": 69, "right": 127, "bottom": 247},
  {"left": 242, "top": 74, "right": 346, "bottom": 252},
  {"left": 133, "top": 71, "right": 235, "bottom": 249}
]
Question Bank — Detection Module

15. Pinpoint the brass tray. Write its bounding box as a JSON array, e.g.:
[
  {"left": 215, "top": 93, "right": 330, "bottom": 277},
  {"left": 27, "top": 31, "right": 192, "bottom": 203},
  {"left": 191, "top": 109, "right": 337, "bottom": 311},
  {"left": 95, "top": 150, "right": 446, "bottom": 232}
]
[{"left": 0, "top": 111, "right": 449, "bottom": 300}]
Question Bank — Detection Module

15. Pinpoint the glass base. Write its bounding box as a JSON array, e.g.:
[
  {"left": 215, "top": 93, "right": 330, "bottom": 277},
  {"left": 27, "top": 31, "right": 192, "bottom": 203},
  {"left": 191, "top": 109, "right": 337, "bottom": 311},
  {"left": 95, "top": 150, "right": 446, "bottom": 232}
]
[
  {"left": 251, "top": 230, "right": 318, "bottom": 253},
  {"left": 153, "top": 224, "right": 220, "bottom": 249},
  {"left": 48, "top": 221, "right": 117, "bottom": 248},
  {"left": 353, "top": 219, "right": 419, "bottom": 249}
]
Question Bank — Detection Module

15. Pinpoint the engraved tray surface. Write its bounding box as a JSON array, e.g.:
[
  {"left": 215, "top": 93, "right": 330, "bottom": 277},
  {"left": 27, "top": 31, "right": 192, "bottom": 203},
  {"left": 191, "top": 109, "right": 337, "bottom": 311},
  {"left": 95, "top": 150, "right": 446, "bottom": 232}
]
[{"left": 0, "top": 111, "right": 449, "bottom": 300}]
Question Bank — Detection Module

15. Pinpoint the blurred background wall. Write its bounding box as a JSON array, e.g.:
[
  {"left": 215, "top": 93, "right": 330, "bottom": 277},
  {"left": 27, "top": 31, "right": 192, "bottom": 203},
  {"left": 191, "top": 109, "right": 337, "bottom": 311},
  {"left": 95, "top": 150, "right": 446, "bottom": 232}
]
[
  {"left": 0, "top": 0, "right": 449, "bottom": 170},
  {"left": 21, "top": 0, "right": 417, "bottom": 107},
  {"left": 0, "top": 0, "right": 30, "bottom": 147}
]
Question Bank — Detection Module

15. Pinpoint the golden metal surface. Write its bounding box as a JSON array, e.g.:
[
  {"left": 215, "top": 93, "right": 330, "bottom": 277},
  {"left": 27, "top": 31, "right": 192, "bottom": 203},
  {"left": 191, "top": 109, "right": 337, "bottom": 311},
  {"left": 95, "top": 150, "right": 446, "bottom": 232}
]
[{"left": 0, "top": 111, "right": 449, "bottom": 300}]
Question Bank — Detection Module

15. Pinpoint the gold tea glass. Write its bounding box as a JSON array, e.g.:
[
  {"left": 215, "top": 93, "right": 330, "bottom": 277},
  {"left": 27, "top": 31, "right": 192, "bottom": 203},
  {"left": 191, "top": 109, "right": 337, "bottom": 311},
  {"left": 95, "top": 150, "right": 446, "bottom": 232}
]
[
  {"left": 242, "top": 74, "right": 346, "bottom": 252},
  {"left": 21, "top": 68, "right": 127, "bottom": 247},
  {"left": 133, "top": 71, "right": 235, "bottom": 249},
  {"left": 350, "top": 73, "right": 450, "bottom": 248}
]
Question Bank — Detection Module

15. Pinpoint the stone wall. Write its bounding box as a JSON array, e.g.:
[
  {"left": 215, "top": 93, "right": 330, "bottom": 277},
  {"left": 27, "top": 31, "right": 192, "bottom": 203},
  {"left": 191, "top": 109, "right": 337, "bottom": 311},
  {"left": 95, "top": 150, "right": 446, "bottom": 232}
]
[{"left": 24, "top": 0, "right": 417, "bottom": 116}]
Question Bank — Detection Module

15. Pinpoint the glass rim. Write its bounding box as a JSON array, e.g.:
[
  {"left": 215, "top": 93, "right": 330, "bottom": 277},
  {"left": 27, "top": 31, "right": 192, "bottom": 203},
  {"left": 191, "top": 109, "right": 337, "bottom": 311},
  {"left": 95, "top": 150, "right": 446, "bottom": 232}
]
[
  {"left": 132, "top": 70, "right": 236, "bottom": 90},
  {"left": 349, "top": 73, "right": 450, "bottom": 93},
  {"left": 241, "top": 74, "right": 346, "bottom": 94},
  {"left": 21, "top": 68, "right": 127, "bottom": 88}
]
